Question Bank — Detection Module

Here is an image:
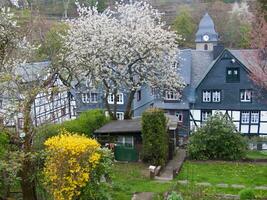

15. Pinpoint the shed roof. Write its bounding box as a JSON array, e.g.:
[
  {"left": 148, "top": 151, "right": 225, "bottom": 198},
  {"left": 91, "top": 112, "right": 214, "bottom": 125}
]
[
  {"left": 94, "top": 117, "right": 142, "bottom": 134},
  {"left": 94, "top": 115, "right": 179, "bottom": 134}
]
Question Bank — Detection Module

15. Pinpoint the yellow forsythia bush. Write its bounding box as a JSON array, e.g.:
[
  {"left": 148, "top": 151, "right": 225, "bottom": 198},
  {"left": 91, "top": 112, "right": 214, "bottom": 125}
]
[{"left": 43, "top": 129, "right": 101, "bottom": 200}]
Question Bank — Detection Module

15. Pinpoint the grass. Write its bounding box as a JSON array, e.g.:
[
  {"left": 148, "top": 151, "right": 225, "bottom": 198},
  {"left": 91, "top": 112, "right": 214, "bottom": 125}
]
[
  {"left": 246, "top": 150, "right": 267, "bottom": 160},
  {"left": 110, "top": 162, "right": 175, "bottom": 200},
  {"left": 176, "top": 161, "right": 267, "bottom": 198},
  {"left": 177, "top": 161, "right": 267, "bottom": 186},
  {"left": 110, "top": 161, "right": 267, "bottom": 199}
]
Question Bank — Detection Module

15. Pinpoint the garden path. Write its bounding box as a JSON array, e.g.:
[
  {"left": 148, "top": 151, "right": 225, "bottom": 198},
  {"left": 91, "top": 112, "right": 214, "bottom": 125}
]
[{"left": 155, "top": 148, "right": 186, "bottom": 181}]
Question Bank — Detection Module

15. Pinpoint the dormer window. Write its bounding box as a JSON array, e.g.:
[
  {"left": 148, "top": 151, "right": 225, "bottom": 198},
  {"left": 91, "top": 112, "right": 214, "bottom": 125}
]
[
  {"left": 226, "top": 68, "right": 240, "bottom": 82},
  {"left": 165, "top": 91, "right": 179, "bottom": 100}
]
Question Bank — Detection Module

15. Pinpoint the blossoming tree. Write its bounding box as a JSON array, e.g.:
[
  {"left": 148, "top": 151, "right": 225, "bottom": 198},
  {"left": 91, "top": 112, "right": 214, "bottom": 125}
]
[
  {"left": 62, "top": 1, "right": 184, "bottom": 119},
  {"left": 0, "top": 8, "right": 60, "bottom": 200}
]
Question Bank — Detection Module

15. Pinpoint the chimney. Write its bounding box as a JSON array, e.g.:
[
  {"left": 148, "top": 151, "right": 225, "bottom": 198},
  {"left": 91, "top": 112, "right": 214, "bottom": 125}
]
[{"left": 213, "top": 44, "right": 224, "bottom": 60}]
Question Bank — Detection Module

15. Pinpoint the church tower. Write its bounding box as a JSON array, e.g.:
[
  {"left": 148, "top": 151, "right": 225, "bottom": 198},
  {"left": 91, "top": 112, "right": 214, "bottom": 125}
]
[{"left": 195, "top": 13, "right": 218, "bottom": 51}]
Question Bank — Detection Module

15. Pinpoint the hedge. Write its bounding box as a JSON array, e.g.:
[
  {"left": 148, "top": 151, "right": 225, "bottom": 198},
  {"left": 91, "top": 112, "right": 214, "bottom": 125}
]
[
  {"left": 141, "top": 108, "right": 168, "bottom": 166},
  {"left": 33, "top": 109, "right": 109, "bottom": 150}
]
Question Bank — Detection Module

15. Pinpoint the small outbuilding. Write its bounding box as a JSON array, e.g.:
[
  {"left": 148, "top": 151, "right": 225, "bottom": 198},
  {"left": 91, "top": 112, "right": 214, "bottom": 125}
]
[{"left": 94, "top": 115, "right": 179, "bottom": 162}]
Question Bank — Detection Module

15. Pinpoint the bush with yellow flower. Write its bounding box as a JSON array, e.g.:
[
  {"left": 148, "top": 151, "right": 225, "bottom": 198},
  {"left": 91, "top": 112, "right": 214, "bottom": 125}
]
[{"left": 43, "top": 129, "right": 103, "bottom": 200}]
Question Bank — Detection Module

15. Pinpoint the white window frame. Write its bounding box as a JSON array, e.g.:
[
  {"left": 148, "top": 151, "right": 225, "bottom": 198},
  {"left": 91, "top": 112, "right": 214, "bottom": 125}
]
[
  {"left": 241, "top": 111, "right": 250, "bottom": 124},
  {"left": 81, "top": 93, "right": 90, "bottom": 103},
  {"left": 165, "top": 91, "right": 179, "bottom": 100},
  {"left": 108, "top": 93, "right": 124, "bottom": 104},
  {"left": 212, "top": 90, "right": 221, "bottom": 102},
  {"left": 201, "top": 110, "right": 212, "bottom": 122},
  {"left": 175, "top": 111, "right": 183, "bottom": 122},
  {"left": 240, "top": 90, "right": 252, "bottom": 102},
  {"left": 117, "top": 136, "right": 134, "bottom": 148},
  {"left": 251, "top": 111, "right": 259, "bottom": 124},
  {"left": 116, "top": 112, "right": 124, "bottom": 120},
  {"left": 202, "top": 91, "right": 211, "bottom": 102},
  {"left": 90, "top": 92, "right": 98, "bottom": 103}
]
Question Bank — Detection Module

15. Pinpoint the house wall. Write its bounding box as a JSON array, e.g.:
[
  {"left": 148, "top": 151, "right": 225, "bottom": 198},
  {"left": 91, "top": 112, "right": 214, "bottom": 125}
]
[{"left": 192, "top": 50, "right": 267, "bottom": 135}]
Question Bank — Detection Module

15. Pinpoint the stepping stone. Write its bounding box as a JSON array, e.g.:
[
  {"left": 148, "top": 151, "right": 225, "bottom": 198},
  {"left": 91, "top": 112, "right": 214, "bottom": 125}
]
[
  {"left": 255, "top": 186, "right": 267, "bottom": 190},
  {"left": 231, "top": 184, "right": 245, "bottom": 189},
  {"left": 216, "top": 183, "right": 229, "bottom": 188},
  {"left": 177, "top": 180, "right": 188, "bottom": 185},
  {"left": 132, "top": 192, "right": 154, "bottom": 200},
  {"left": 196, "top": 182, "right": 211, "bottom": 187}
]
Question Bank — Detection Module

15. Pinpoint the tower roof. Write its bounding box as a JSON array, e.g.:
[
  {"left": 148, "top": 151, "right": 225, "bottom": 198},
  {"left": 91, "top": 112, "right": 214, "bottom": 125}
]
[{"left": 195, "top": 13, "right": 218, "bottom": 42}]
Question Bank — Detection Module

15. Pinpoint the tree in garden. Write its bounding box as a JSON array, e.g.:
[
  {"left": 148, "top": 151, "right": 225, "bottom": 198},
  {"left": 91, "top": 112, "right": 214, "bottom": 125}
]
[
  {"left": 172, "top": 7, "right": 196, "bottom": 48},
  {"left": 43, "top": 129, "right": 101, "bottom": 200},
  {"left": 61, "top": 1, "right": 184, "bottom": 119},
  {"left": 249, "top": 3, "right": 267, "bottom": 91},
  {"left": 0, "top": 8, "right": 60, "bottom": 200},
  {"left": 188, "top": 113, "right": 247, "bottom": 161},
  {"left": 141, "top": 108, "right": 168, "bottom": 166}
]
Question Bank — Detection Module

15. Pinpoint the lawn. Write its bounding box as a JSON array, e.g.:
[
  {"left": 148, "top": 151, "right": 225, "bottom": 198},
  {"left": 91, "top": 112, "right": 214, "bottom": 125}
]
[
  {"left": 178, "top": 161, "right": 267, "bottom": 186},
  {"left": 246, "top": 150, "right": 267, "bottom": 160},
  {"left": 110, "top": 161, "right": 267, "bottom": 200},
  {"left": 177, "top": 161, "right": 267, "bottom": 198},
  {"left": 110, "top": 162, "right": 175, "bottom": 200}
]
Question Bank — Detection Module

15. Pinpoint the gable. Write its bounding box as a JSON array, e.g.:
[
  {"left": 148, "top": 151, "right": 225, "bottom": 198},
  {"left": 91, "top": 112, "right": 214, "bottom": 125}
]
[{"left": 195, "top": 49, "right": 252, "bottom": 89}]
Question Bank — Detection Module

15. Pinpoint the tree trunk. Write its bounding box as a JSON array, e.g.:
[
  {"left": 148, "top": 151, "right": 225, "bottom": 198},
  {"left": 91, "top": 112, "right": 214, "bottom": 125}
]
[
  {"left": 20, "top": 158, "right": 37, "bottom": 200},
  {"left": 20, "top": 95, "right": 37, "bottom": 200},
  {"left": 124, "top": 89, "right": 136, "bottom": 119}
]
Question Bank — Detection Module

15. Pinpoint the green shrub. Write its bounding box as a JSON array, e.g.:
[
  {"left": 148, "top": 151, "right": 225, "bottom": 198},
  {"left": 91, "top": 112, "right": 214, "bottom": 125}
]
[
  {"left": 239, "top": 188, "right": 255, "bottom": 200},
  {"left": 167, "top": 191, "right": 183, "bottom": 200},
  {"left": 188, "top": 113, "right": 247, "bottom": 160},
  {"left": 0, "top": 131, "right": 9, "bottom": 158},
  {"left": 141, "top": 108, "right": 168, "bottom": 166},
  {"left": 33, "top": 109, "right": 109, "bottom": 150}
]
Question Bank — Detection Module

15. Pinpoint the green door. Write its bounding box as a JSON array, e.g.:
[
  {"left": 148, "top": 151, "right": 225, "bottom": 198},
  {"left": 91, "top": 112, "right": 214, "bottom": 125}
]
[{"left": 114, "top": 146, "right": 138, "bottom": 161}]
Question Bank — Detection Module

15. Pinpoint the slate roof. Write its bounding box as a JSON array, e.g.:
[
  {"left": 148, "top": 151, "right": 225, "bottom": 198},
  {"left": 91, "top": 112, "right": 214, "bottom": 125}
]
[
  {"left": 190, "top": 50, "right": 214, "bottom": 88},
  {"left": 195, "top": 13, "right": 218, "bottom": 42},
  {"left": 94, "top": 117, "right": 142, "bottom": 134},
  {"left": 94, "top": 115, "right": 179, "bottom": 134},
  {"left": 16, "top": 61, "right": 50, "bottom": 82},
  {"left": 179, "top": 49, "right": 192, "bottom": 85},
  {"left": 230, "top": 49, "right": 259, "bottom": 72}
]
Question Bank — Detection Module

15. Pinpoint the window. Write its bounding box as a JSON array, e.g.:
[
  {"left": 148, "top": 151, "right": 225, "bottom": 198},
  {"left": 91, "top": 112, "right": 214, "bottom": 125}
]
[
  {"left": 251, "top": 111, "right": 259, "bottom": 124},
  {"left": 137, "top": 90, "right": 141, "bottom": 101},
  {"left": 165, "top": 91, "right": 179, "bottom": 100},
  {"left": 202, "top": 90, "right": 211, "bottom": 102},
  {"left": 241, "top": 111, "right": 250, "bottom": 124},
  {"left": 201, "top": 110, "right": 212, "bottom": 122},
  {"left": 116, "top": 112, "right": 124, "bottom": 120},
  {"left": 117, "top": 136, "right": 134, "bottom": 148},
  {"left": 151, "top": 87, "right": 156, "bottom": 96},
  {"left": 226, "top": 68, "right": 240, "bottom": 82},
  {"left": 204, "top": 44, "right": 208, "bottom": 50},
  {"left": 108, "top": 93, "right": 124, "bottom": 104},
  {"left": 175, "top": 111, "right": 183, "bottom": 122},
  {"left": 203, "top": 90, "right": 221, "bottom": 102},
  {"left": 90, "top": 92, "right": 98, "bottom": 103},
  {"left": 81, "top": 93, "right": 90, "bottom": 103},
  {"left": 212, "top": 90, "right": 221, "bottom": 102},
  {"left": 240, "top": 90, "right": 252, "bottom": 102}
]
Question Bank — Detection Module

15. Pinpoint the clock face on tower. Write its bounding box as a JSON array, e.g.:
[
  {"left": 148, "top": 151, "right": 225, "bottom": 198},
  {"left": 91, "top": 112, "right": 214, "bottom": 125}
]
[{"left": 203, "top": 34, "right": 209, "bottom": 41}]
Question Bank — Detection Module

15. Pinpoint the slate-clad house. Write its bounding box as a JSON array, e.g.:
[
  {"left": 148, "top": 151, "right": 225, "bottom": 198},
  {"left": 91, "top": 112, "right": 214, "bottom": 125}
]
[
  {"left": 72, "top": 82, "right": 128, "bottom": 120},
  {"left": 133, "top": 13, "right": 267, "bottom": 136}
]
